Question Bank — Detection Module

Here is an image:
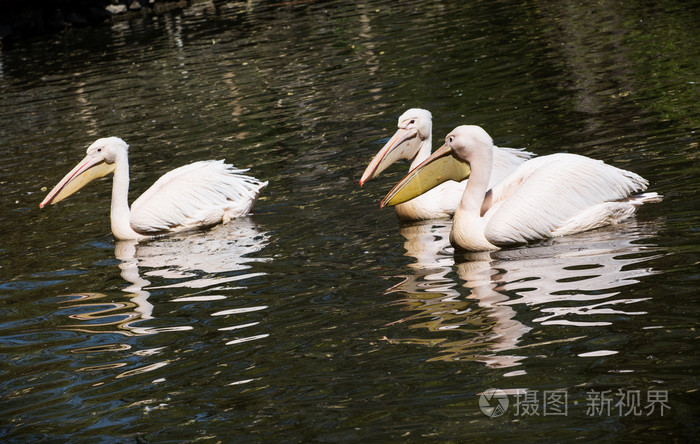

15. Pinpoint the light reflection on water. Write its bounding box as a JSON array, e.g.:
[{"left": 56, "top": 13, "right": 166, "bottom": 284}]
[
  {"left": 53, "top": 219, "right": 270, "bottom": 376},
  {"left": 386, "top": 218, "right": 661, "bottom": 368}
]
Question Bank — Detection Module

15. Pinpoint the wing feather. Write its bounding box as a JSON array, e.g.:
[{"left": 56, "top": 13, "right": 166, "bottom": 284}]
[
  {"left": 489, "top": 146, "right": 536, "bottom": 188},
  {"left": 485, "top": 154, "right": 648, "bottom": 245},
  {"left": 129, "top": 160, "right": 267, "bottom": 234}
]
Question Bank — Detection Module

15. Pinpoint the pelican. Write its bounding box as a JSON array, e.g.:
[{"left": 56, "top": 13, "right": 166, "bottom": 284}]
[
  {"left": 359, "top": 108, "right": 534, "bottom": 220},
  {"left": 40, "top": 137, "right": 267, "bottom": 241},
  {"left": 382, "top": 125, "right": 661, "bottom": 252}
]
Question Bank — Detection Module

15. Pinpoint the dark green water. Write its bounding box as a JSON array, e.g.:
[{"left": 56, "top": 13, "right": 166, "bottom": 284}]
[{"left": 1, "top": 0, "right": 698, "bottom": 441}]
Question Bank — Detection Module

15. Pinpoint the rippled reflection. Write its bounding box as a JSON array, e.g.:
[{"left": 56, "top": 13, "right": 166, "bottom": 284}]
[
  {"left": 386, "top": 219, "right": 661, "bottom": 368},
  {"left": 58, "top": 219, "right": 270, "bottom": 338}
]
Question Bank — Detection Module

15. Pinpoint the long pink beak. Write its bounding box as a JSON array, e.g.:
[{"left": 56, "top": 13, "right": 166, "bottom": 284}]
[
  {"left": 40, "top": 155, "right": 112, "bottom": 208},
  {"left": 359, "top": 127, "right": 417, "bottom": 186}
]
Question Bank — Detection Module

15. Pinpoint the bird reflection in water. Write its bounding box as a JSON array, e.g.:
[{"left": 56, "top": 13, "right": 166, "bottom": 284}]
[
  {"left": 56, "top": 219, "right": 270, "bottom": 375},
  {"left": 383, "top": 218, "right": 661, "bottom": 368}
]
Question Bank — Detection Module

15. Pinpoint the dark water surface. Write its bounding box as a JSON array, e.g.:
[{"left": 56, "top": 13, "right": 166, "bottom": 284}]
[{"left": 1, "top": 0, "right": 698, "bottom": 441}]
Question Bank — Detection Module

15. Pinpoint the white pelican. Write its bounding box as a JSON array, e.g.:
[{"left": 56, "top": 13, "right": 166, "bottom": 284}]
[
  {"left": 360, "top": 108, "right": 534, "bottom": 220},
  {"left": 382, "top": 125, "right": 660, "bottom": 252},
  {"left": 40, "top": 137, "right": 267, "bottom": 241}
]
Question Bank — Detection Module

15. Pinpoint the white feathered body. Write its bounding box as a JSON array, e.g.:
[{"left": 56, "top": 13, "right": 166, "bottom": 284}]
[
  {"left": 128, "top": 160, "right": 267, "bottom": 237},
  {"left": 451, "top": 153, "right": 659, "bottom": 251}
]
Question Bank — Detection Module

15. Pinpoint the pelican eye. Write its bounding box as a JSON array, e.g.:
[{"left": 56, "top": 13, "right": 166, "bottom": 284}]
[{"left": 410, "top": 119, "right": 415, "bottom": 124}]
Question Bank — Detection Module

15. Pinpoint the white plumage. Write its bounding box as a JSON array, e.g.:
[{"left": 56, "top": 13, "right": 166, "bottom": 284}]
[
  {"left": 360, "top": 108, "right": 534, "bottom": 220},
  {"left": 382, "top": 125, "right": 660, "bottom": 251},
  {"left": 480, "top": 153, "right": 654, "bottom": 245},
  {"left": 40, "top": 137, "right": 267, "bottom": 241},
  {"left": 129, "top": 160, "right": 264, "bottom": 233}
]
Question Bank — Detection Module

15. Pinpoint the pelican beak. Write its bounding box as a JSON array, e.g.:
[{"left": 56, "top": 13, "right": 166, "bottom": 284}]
[
  {"left": 360, "top": 127, "right": 418, "bottom": 185},
  {"left": 40, "top": 155, "right": 116, "bottom": 208},
  {"left": 380, "top": 143, "right": 471, "bottom": 208}
]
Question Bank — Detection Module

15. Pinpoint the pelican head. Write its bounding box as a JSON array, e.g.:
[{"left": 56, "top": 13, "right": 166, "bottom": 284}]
[
  {"left": 40, "top": 137, "right": 126, "bottom": 207},
  {"left": 359, "top": 108, "right": 432, "bottom": 185},
  {"left": 380, "top": 125, "right": 487, "bottom": 207}
]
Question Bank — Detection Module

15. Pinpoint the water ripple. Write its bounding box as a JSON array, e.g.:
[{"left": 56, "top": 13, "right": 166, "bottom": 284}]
[{"left": 383, "top": 218, "right": 663, "bottom": 368}]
